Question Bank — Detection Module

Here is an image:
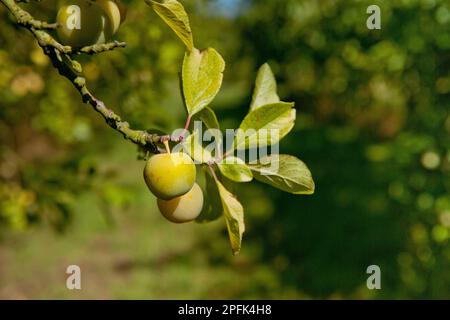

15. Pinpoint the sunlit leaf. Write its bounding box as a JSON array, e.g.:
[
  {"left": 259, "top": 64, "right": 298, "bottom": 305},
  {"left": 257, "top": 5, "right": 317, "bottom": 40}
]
[
  {"left": 182, "top": 48, "right": 225, "bottom": 116},
  {"left": 147, "top": 0, "right": 194, "bottom": 51},
  {"left": 216, "top": 179, "right": 245, "bottom": 255},
  {"left": 248, "top": 154, "right": 315, "bottom": 194},
  {"left": 233, "top": 102, "right": 296, "bottom": 150},
  {"left": 250, "top": 63, "right": 280, "bottom": 111},
  {"left": 218, "top": 157, "right": 253, "bottom": 183}
]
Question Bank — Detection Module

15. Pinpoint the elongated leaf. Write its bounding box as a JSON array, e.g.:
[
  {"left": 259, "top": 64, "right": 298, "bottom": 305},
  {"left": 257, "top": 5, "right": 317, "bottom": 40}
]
[
  {"left": 181, "top": 130, "right": 212, "bottom": 164},
  {"left": 218, "top": 157, "right": 253, "bottom": 183},
  {"left": 147, "top": 0, "right": 194, "bottom": 51},
  {"left": 216, "top": 180, "right": 245, "bottom": 255},
  {"left": 248, "top": 154, "right": 315, "bottom": 194},
  {"left": 250, "top": 63, "right": 280, "bottom": 111},
  {"left": 234, "top": 102, "right": 296, "bottom": 150},
  {"left": 193, "top": 106, "right": 220, "bottom": 130},
  {"left": 182, "top": 48, "right": 225, "bottom": 116},
  {"left": 196, "top": 168, "right": 223, "bottom": 222},
  {"left": 192, "top": 107, "right": 222, "bottom": 157}
]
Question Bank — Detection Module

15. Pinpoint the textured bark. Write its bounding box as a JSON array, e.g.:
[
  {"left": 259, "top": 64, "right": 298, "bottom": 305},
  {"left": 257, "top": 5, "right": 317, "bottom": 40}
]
[{"left": 0, "top": 0, "right": 166, "bottom": 153}]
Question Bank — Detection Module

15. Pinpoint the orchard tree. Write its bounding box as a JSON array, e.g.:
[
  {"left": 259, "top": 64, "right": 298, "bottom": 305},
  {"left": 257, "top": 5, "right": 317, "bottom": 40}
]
[{"left": 0, "top": 0, "right": 315, "bottom": 254}]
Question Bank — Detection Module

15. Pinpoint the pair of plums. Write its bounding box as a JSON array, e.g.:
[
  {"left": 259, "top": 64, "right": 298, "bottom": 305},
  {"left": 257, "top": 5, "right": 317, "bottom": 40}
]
[
  {"left": 144, "top": 153, "right": 204, "bottom": 224},
  {"left": 57, "top": 0, "right": 126, "bottom": 47}
]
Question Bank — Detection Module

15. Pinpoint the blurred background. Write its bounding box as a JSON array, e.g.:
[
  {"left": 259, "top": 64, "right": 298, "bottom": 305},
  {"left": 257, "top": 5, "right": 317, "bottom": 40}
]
[{"left": 0, "top": 0, "right": 449, "bottom": 299}]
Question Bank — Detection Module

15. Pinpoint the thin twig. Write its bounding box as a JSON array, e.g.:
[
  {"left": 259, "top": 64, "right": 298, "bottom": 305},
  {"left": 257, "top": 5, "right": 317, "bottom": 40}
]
[
  {"left": 74, "top": 40, "right": 127, "bottom": 55},
  {"left": 0, "top": 0, "right": 166, "bottom": 153}
]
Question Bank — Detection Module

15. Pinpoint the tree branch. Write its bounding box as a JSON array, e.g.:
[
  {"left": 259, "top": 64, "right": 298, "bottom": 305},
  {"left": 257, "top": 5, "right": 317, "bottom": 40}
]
[
  {"left": 0, "top": 0, "right": 166, "bottom": 153},
  {"left": 74, "top": 40, "right": 127, "bottom": 55}
]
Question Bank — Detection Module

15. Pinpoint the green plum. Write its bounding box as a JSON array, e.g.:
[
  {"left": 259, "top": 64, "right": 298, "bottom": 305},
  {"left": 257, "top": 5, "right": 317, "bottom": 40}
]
[
  {"left": 157, "top": 183, "right": 204, "bottom": 223},
  {"left": 96, "top": 0, "right": 121, "bottom": 41},
  {"left": 56, "top": 0, "right": 105, "bottom": 47},
  {"left": 115, "top": 0, "right": 127, "bottom": 24},
  {"left": 143, "top": 152, "right": 196, "bottom": 200}
]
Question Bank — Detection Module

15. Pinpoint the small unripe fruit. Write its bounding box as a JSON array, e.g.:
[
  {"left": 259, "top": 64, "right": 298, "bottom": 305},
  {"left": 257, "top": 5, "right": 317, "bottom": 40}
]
[
  {"left": 56, "top": 0, "right": 105, "bottom": 47},
  {"left": 115, "top": 0, "right": 127, "bottom": 24},
  {"left": 143, "top": 152, "right": 196, "bottom": 200},
  {"left": 157, "top": 183, "right": 204, "bottom": 223},
  {"left": 96, "top": 0, "right": 121, "bottom": 35}
]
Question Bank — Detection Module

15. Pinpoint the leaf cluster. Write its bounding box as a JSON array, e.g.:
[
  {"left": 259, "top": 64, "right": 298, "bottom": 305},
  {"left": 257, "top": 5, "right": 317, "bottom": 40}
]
[{"left": 147, "top": 0, "right": 315, "bottom": 254}]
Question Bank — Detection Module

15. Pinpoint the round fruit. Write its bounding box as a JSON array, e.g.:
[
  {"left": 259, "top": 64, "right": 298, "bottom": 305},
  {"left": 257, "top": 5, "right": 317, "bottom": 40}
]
[
  {"left": 96, "top": 0, "right": 121, "bottom": 35},
  {"left": 115, "top": 0, "right": 127, "bottom": 24},
  {"left": 143, "top": 152, "right": 196, "bottom": 200},
  {"left": 56, "top": 0, "right": 105, "bottom": 47},
  {"left": 157, "top": 183, "right": 204, "bottom": 223}
]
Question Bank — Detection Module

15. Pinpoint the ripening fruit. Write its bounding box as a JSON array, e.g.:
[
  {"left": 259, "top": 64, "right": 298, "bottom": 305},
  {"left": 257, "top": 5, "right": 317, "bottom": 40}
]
[
  {"left": 115, "top": 0, "right": 127, "bottom": 24},
  {"left": 96, "top": 0, "right": 121, "bottom": 36},
  {"left": 57, "top": 0, "right": 106, "bottom": 47},
  {"left": 157, "top": 183, "right": 204, "bottom": 223},
  {"left": 143, "top": 152, "right": 196, "bottom": 200}
]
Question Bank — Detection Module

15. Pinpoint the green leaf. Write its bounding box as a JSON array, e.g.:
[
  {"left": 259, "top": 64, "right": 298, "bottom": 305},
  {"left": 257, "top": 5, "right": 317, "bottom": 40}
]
[
  {"left": 147, "top": 0, "right": 194, "bottom": 51},
  {"left": 234, "top": 102, "right": 296, "bottom": 150},
  {"left": 216, "top": 179, "right": 245, "bottom": 255},
  {"left": 196, "top": 168, "right": 223, "bottom": 222},
  {"left": 193, "top": 106, "right": 220, "bottom": 130},
  {"left": 250, "top": 63, "right": 280, "bottom": 111},
  {"left": 218, "top": 157, "right": 253, "bottom": 183},
  {"left": 181, "top": 130, "right": 212, "bottom": 164},
  {"left": 182, "top": 48, "right": 225, "bottom": 116},
  {"left": 192, "top": 107, "right": 223, "bottom": 158},
  {"left": 248, "top": 154, "right": 315, "bottom": 195}
]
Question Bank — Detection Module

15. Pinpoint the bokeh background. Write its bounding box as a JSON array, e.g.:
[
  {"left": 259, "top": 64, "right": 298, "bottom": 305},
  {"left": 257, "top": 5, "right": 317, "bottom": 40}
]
[{"left": 0, "top": 0, "right": 449, "bottom": 299}]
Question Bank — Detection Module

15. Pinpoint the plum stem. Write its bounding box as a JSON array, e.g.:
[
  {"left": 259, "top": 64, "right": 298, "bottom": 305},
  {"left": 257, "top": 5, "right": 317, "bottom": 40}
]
[
  {"left": 177, "top": 115, "right": 192, "bottom": 142},
  {"left": 184, "top": 115, "right": 192, "bottom": 132},
  {"left": 208, "top": 164, "right": 219, "bottom": 182},
  {"left": 163, "top": 140, "right": 171, "bottom": 154}
]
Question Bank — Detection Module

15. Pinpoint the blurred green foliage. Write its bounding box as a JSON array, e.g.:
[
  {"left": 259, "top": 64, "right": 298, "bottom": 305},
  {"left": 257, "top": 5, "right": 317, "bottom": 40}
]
[{"left": 0, "top": 0, "right": 449, "bottom": 299}]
